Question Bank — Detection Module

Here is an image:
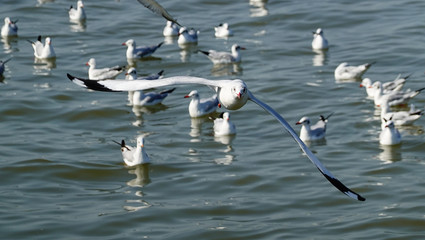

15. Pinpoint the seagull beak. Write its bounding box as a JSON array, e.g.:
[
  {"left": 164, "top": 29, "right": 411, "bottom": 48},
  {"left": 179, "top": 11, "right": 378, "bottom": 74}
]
[
  {"left": 295, "top": 121, "right": 301, "bottom": 125},
  {"left": 184, "top": 95, "right": 190, "bottom": 98},
  {"left": 359, "top": 84, "right": 363, "bottom": 87},
  {"left": 240, "top": 47, "right": 246, "bottom": 50},
  {"left": 122, "top": 42, "right": 126, "bottom": 46},
  {"left": 237, "top": 92, "right": 241, "bottom": 99},
  {"left": 85, "top": 62, "right": 89, "bottom": 66}
]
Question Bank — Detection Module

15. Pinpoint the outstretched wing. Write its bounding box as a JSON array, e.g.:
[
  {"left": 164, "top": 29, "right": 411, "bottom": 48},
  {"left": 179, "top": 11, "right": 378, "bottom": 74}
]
[
  {"left": 137, "top": 0, "right": 181, "bottom": 26},
  {"left": 248, "top": 91, "right": 365, "bottom": 201},
  {"left": 67, "top": 74, "right": 225, "bottom": 92}
]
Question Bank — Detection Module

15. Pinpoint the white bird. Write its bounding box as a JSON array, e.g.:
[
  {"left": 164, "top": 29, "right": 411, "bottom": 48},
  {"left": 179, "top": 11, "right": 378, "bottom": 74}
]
[
  {"left": 163, "top": 21, "right": 180, "bottom": 37},
  {"left": 360, "top": 75, "right": 408, "bottom": 98},
  {"left": 69, "top": 0, "right": 86, "bottom": 21},
  {"left": 215, "top": 23, "right": 233, "bottom": 38},
  {"left": 86, "top": 58, "right": 125, "bottom": 80},
  {"left": 1, "top": 17, "right": 18, "bottom": 37},
  {"left": 373, "top": 81, "right": 425, "bottom": 107},
  {"left": 212, "top": 112, "right": 236, "bottom": 136},
  {"left": 137, "top": 0, "right": 181, "bottom": 27},
  {"left": 126, "top": 67, "right": 164, "bottom": 105},
  {"left": 381, "top": 102, "right": 423, "bottom": 128},
  {"left": 122, "top": 39, "right": 163, "bottom": 59},
  {"left": 28, "top": 36, "right": 56, "bottom": 59},
  {"left": 334, "top": 62, "right": 374, "bottom": 81},
  {"left": 296, "top": 113, "right": 333, "bottom": 142},
  {"left": 184, "top": 90, "right": 219, "bottom": 118},
  {"left": 199, "top": 44, "right": 246, "bottom": 64},
  {"left": 132, "top": 88, "right": 175, "bottom": 106},
  {"left": 67, "top": 73, "right": 366, "bottom": 201},
  {"left": 0, "top": 58, "right": 11, "bottom": 75},
  {"left": 379, "top": 118, "right": 401, "bottom": 146},
  {"left": 311, "top": 28, "right": 328, "bottom": 50},
  {"left": 178, "top": 27, "right": 198, "bottom": 44},
  {"left": 114, "top": 136, "right": 150, "bottom": 166}
]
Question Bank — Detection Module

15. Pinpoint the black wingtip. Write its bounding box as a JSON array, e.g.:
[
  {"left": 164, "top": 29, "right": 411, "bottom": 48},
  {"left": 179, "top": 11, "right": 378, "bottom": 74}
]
[
  {"left": 323, "top": 172, "right": 366, "bottom": 201},
  {"left": 66, "top": 73, "right": 120, "bottom": 92},
  {"left": 199, "top": 50, "right": 209, "bottom": 56},
  {"left": 157, "top": 70, "right": 164, "bottom": 76},
  {"left": 160, "top": 87, "right": 176, "bottom": 94}
]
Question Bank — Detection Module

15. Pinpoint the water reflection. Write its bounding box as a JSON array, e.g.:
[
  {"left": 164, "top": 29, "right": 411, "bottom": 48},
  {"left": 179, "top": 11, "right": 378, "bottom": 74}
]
[
  {"left": 69, "top": 19, "right": 87, "bottom": 32},
  {"left": 312, "top": 49, "right": 328, "bottom": 66},
  {"left": 189, "top": 117, "right": 209, "bottom": 141},
  {"left": 1, "top": 36, "right": 18, "bottom": 53},
  {"left": 179, "top": 43, "right": 198, "bottom": 62},
  {"left": 131, "top": 104, "right": 169, "bottom": 126},
  {"left": 210, "top": 63, "right": 243, "bottom": 77},
  {"left": 378, "top": 144, "right": 402, "bottom": 163},
  {"left": 32, "top": 57, "right": 56, "bottom": 76},
  {"left": 249, "top": 0, "right": 268, "bottom": 17},
  {"left": 123, "top": 164, "right": 152, "bottom": 212}
]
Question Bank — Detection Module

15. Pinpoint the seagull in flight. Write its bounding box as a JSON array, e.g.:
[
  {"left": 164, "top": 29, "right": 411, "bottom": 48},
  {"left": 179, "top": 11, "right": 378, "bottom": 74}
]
[
  {"left": 67, "top": 73, "right": 365, "bottom": 201},
  {"left": 137, "top": 0, "right": 181, "bottom": 26}
]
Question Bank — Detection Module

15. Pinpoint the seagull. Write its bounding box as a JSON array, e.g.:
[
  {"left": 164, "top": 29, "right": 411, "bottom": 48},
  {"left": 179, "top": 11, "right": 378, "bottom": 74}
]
[
  {"left": 137, "top": 0, "right": 181, "bottom": 27},
  {"left": 28, "top": 36, "right": 56, "bottom": 59},
  {"left": 212, "top": 112, "right": 236, "bottom": 136},
  {"left": 184, "top": 90, "right": 219, "bottom": 118},
  {"left": 126, "top": 67, "right": 165, "bottom": 105},
  {"left": 69, "top": 0, "right": 86, "bottom": 21},
  {"left": 178, "top": 27, "right": 198, "bottom": 45},
  {"left": 379, "top": 118, "right": 401, "bottom": 146},
  {"left": 360, "top": 75, "right": 408, "bottom": 98},
  {"left": 0, "top": 58, "right": 11, "bottom": 75},
  {"left": 215, "top": 23, "right": 233, "bottom": 38},
  {"left": 163, "top": 20, "right": 180, "bottom": 37},
  {"left": 296, "top": 113, "right": 333, "bottom": 142},
  {"left": 334, "top": 62, "right": 374, "bottom": 81},
  {"left": 381, "top": 102, "right": 423, "bottom": 128},
  {"left": 373, "top": 81, "right": 425, "bottom": 107},
  {"left": 1, "top": 17, "right": 18, "bottom": 37},
  {"left": 86, "top": 58, "right": 125, "bottom": 80},
  {"left": 311, "top": 28, "right": 328, "bottom": 50},
  {"left": 132, "top": 88, "right": 175, "bottom": 106},
  {"left": 122, "top": 39, "right": 163, "bottom": 59},
  {"left": 113, "top": 136, "right": 150, "bottom": 166},
  {"left": 66, "top": 73, "right": 366, "bottom": 201},
  {"left": 199, "top": 44, "right": 246, "bottom": 64}
]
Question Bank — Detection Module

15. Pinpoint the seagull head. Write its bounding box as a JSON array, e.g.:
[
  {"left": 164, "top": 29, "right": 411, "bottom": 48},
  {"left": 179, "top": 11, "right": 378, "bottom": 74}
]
[
  {"left": 296, "top": 116, "right": 311, "bottom": 125},
  {"left": 45, "top": 37, "right": 52, "bottom": 45},
  {"left": 123, "top": 39, "right": 135, "bottom": 47},
  {"left": 86, "top": 58, "right": 95, "bottom": 67},
  {"left": 184, "top": 90, "right": 199, "bottom": 99},
  {"left": 77, "top": 0, "right": 84, "bottom": 8},
  {"left": 360, "top": 78, "right": 372, "bottom": 88},
  {"left": 218, "top": 79, "right": 248, "bottom": 110},
  {"left": 125, "top": 67, "right": 137, "bottom": 80},
  {"left": 137, "top": 136, "right": 145, "bottom": 148}
]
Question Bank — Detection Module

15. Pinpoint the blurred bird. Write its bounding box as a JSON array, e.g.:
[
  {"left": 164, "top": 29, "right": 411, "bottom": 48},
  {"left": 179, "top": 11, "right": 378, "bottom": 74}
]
[
  {"left": 114, "top": 136, "right": 150, "bottom": 166},
  {"left": 311, "top": 28, "right": 328, "bottom": 50},
  {"left": 122, "top": 39, "right": 163, "bottom": 59},
  {"left": 334, "top": 62, "right": 374, "bottom": 81},
  {"left": 199, "top": 44, "right": 246, "bottom": 64},
  {"left": 69, "top": 0, "right": 86, "bottom": 21},
  {"left": 28, "top": 36, "right": 56, "bottom": 59},
  {"left": 215, "top": 23, "right": 233, "bottom": 38},
  {"left": 1, "top": 17, "right": 18, "bottom": 37},
  {"left": 86, "top": 58, "right": 125, "bottom": 80},
  {"left": 379, "top": 118, "right": 401, "bottom": 145}
]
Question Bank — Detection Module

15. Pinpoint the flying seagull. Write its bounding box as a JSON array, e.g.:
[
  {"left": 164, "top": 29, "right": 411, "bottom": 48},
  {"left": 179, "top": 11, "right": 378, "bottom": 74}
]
[
  {"left": 66, "top": 73, "right": 365, "bottom": 201},
  {"left": 137, "top": 0, "right": 181, "bottom": 26}
]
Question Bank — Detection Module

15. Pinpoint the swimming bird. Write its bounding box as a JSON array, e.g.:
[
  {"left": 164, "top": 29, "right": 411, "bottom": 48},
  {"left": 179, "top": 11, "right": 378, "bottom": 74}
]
[
  {"left": 69, "top": 0, "right": 86, "bottom": 21},
  {"left": 178, "top": 27, "right": 198, "bottom": 45},
  {"left": 67, "top": 73, "right": 366, "bottom": 201},
  {"left": 28, "top": 36, "right": 56, "bottom": 59},
  {"left": 334, "top": 62, "right": 374, "bottom": 81},
  {"left": 132, "top": 88, "right": 175, "bottom": 106},
  {"left": 125, "top": 67, "right": 164, "bottom": 81},
  {"left": 0, "top": 58, "right": 11, "bottom": 75},
  {"left": 215, "top": 23, "right": 233, "bottom": 38},
  {"left": 381, "top": 102, "right": 423, "bottom": 128},
  {"left": 126, "top": 67, "right": 165, "bottom": 105},
  {"left": 212, "top": 112, "right": 236, "bottom": 136},
  {"left": 113, "top": 136, "right": 150, "bottom": 166},
  {"left": 311, "top": 28, "right": 328, "bottom": 50},
  {"left": 163, "top": 20, "right": 180, "bottom": 37},
  {"left": 137, "top": 0, "right": 181, "bottom": 26},
  {"left": 199, "top": 44, "right": 246, "bottom": 64},
  {"left": 360, "top": 75, "right": 408, "bottom": 98},
  {"left": 373, "top": 81, "right": 425, "bottom": 107},
  {"left": 1, "top": 17, "right": 18, "bottom": 37},
  {"left": 86, "top": 58, "right": 125, "bottom": 80},
  {"left": 122, "top": 39, "right": 163, "bottom": 59},
  {"left": 184, "top": 90, "right": 219, "bottom": 118},
  {"left": 296, "top": 113, "right": 333, "bottom": 142},
  {"left": 379, "top": 118, "right": 401, "bottom": 146}
]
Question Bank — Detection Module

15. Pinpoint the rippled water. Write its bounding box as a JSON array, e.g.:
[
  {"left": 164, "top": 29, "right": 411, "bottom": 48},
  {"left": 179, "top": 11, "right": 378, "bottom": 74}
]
[{"left": 1, "top": 0, "right": 425, "bottom": 239}]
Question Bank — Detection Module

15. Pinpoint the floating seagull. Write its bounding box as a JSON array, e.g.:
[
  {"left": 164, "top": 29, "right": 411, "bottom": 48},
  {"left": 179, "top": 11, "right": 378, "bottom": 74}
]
[
  {"left": 67, "top": 74, "right": 365, "bottom": 201},
  {"left": 69, "top": 0, "right": 86, "bottom": 21},
  {"left": 311, "top": 28, "right": 328, "bottom": 50},
  {"left": 212, "top": 112, "right": 236, "bottom": 136},
  {"left": 28, "top": 36, "right": 56, "bottom": 59},
  {"left": 0, "top": 58, "right": 11, "bottom": 75},
  {"left": 137, "top": 0, "right": 181, "bottom": 26},
  {"left": 178, "top": 27, "right": 199, "bottom": 45},
  {"left": 122, "top": 39, "right": 163, "bottom": 59},
  {"left": 132, "top": 88, "right": 175, "bottom": 106},
  {"left": 113, "top": 136, "right": 150, "bottom": 166},
  {"left": 379, "top": 118, "right": 401, "bottom": 146},
  {"left": 86, "top": 58, "right": 125, "bottom": 80},
  {"left": 1, "top": 17, "right": 18, "bottom": 37},
  {"left": 184, "top": 90, "right": 219, "bottom": 118},
  {"left": 360, "top": 75, "right": 408, "bottom": 98},
  {"left": 381, "top": 102, "right": 423, "bottom": 128},
  {"left": 126, "top": 67, "right": 164, "bottom": 105},
  {"left": 199, "top": 44, "right": 246, "bottom": 64},
  {"left": 334, "top": 62, "right": 374, "bottom": 81},
  {"left": 163, "top": 20, "right": 180, "bottom": 37},
  {"left": 296, "top": 113, "right": 333, "bottom": 142},
  {"left": 373, "top": 81, "right": 425, "bottom": 107},
  {"left": 215, "top": 23, "right": 233, "bottom": 38}
]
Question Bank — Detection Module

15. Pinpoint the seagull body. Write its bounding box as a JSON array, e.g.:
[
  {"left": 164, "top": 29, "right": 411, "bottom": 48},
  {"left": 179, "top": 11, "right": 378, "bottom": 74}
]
[
  {"left": 29, "top": 36, "right": 56, "bottom": 59},
  {"left": 69, "top": 0, "right": 86, "bottom": 21},
  {"left": 86, "top": 58, "right": 125, "bottom": 80},
  {"left": 123, "top": 39, "right": 163, "bottom": 59},
  {"left": 115, "top": 136, "right": 150, "bottom": 166},
  {"left": 184, "top": 90, "right": 219, "bottom": 118},
  {"left": 1, "top": 17, "right": 18, "bottom": 37},
  {"left": 178, "top": 27, "right": 198, "bottom": 44},
  {"left": 373, "top": 81, "right": 424, "bottom": 107},
  {"left": 296, "top": 114, "right": 332, "bottom": 142},
  {"left": 200, "top": 44, "right": 246, "bottom": 64},
  {"left": 0, "top": 58, "right": 11, "bottom": 75},
  {"left": 132, "top": 88, "right": 175, "bottom": 106},
  {"left": 215, "top": 23, "right": 233, "bottom": 38},
  {"left": 360, "top": 76, "right": 407, "bottom": 98},
  {"left": 163, "top": 21, "right": 180, "bottom": 37},
  {"left": 311, "top": 28, "right": 328, "bottom": 50},
  {"left": 334, "top": 62, "right": 373, "bottom": 81},
  {"left": 67, "top": 73, "right": 365, "bottom": 201},
  {"left": 213, "top": 112, "right": 236, "bottom": 136},
  {"left": 125, "top": 67, "right": 164, "bottom": 81},
  {"left": 381, "top": 102, "right": 423, "bottom": 128},
  {"left": 379, "top": 119, "right": 401, "bottom": 145}
]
